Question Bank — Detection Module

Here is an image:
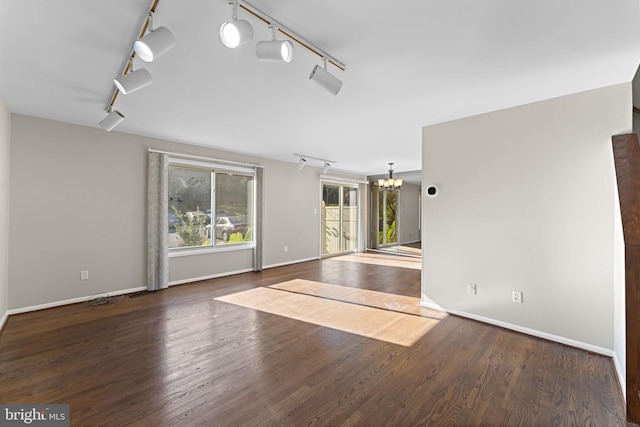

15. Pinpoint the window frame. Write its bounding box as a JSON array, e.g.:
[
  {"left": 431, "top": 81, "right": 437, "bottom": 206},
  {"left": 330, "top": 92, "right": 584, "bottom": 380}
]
[{"left": 168, "top": 157, "right": 256, "bottom": 257}]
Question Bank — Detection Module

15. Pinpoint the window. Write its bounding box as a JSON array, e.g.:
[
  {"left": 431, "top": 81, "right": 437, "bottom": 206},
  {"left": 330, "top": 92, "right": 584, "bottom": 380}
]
[{"left": 168, "top": 159, "right": 254, "bottom": 251}]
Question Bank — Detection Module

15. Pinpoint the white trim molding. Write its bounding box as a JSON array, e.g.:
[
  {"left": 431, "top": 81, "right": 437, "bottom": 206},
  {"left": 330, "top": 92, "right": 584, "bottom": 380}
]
[
  {"left": 419, "top": 301, "right": 614, "bottom": 357},
  {"left": 264, "top": 257, "right": 319, "bottom": 270},
  {"left": 0, "top": 311, "right": 8, "bottom": 332},
  {"left": 168, "top": 268, "right": 255, "bottom": 286},
  {"left": 8, "top": 286, "right": 147, "bottom": 315}
]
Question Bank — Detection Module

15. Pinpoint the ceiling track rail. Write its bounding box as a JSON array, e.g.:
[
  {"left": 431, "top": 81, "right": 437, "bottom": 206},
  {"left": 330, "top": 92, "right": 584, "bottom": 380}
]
[
  {"left": 106, "top": 0, "right": 160, "bottom": 111},
  {"left": 239, "top": 1, "right": 346, "bottom": 71}
]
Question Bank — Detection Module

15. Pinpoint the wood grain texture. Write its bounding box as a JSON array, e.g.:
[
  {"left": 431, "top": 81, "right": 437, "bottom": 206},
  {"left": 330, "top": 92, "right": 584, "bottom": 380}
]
[
  {"left": 613, "top": 134, "right": 640, "bottom": 245},
  {"left": 0, "top": 256, "right": 627, "bottom": 426},
  {"left": 612, "top": 133, "right": 640, "bottom": 424}
]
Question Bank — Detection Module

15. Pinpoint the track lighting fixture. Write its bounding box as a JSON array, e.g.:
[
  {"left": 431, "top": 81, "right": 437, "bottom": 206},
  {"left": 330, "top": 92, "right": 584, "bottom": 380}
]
[
  {"left": 219, "top": 0, "right": 254, "bottom": 48},
  {"left": 295, "top": 154, "right": 336, "bottom": 173},
  {"left": 221, "top": 1, "right": 345, "bottom": 88},
  {"left": 297, "top": 157, "right": 307, "bottom": 170},
  {"left": 310, "top": 58, "right": 343, "bottom": 95},
  {"left": 113, "top": 60, "right": 153, "bottom": 95},
  {"left": 256, "top": 25, "right": 294, "bottom": 63},
  {"left": 134, "top": 12, "right": 176, "bottom": 62},
  {"left": 99, "top": 108, "right": 125, "bottom": 132}
]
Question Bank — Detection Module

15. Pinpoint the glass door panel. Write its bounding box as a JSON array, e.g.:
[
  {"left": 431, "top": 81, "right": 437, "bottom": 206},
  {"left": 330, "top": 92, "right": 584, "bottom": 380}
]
[
  {"left": 378, "top": 189, "right": 397, "bottom": 247},
  {"left": 342, "top": 187, "right": 358, "bottom": 252},
  {"left": 322, "top": 183, "right": 358, "bottom": 256}
]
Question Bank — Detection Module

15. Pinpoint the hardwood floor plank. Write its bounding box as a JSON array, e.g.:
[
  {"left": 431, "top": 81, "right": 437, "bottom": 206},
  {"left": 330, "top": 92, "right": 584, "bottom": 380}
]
[{"left": 0, "top": 255, "right": 627, "bottom": 426}]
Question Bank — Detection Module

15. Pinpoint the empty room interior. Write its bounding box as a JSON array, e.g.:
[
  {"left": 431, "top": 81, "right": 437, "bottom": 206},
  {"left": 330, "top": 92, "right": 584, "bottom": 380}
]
[{"left": 4, "top": 0, "right": 640, "bottom": 425}]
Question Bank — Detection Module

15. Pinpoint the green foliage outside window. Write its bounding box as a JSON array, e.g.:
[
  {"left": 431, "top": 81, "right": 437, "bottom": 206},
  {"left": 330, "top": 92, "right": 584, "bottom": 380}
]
[{"left": 172, "top": 206, "right": 208, "bottom": 247}]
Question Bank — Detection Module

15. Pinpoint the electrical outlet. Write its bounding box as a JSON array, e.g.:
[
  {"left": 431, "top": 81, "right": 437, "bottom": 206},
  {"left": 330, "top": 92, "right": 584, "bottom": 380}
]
[
  {"left": 467, "top": 283, "right": 477, "bottom": 295},
  {"left": 284, "top": 246, "right": 288, "bottom": 252},
  {"left": 512, "top": 290, "right": 523, "bottom": 304},
  {"left": 80, "top": 270, "right": 89, "bottom": 281}
]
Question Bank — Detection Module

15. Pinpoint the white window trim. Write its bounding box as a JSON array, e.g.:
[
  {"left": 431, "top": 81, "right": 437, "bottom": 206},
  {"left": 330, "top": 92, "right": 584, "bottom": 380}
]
[
  {"left": 169, "top": 242, "right": 255, "bottom": 258},
  {"left": 168, "top": 157, "right": 256, "bottom": 256},
  {"left": 169, "top": 157, "right": 255, "bottom": 176}
]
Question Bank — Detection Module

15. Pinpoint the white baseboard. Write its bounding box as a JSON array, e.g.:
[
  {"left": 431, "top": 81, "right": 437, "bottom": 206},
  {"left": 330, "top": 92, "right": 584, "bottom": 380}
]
[
  {"left": 7, "top": 286, "right": 147, "bottom": 315},
  {"left": 613, "top": 353, "right": 626, "bottom": 402},
  {"left": 420, "top": 301, "right": 614, "bottom": 357},
  {"left": 169, "top": 268, "right": 255, "bottom": 286},
  {"left": 169, "top": 258, "right": 321, "bottom": 286},
  {"left": 0, "top": 310, "right": 8, "bottom": 331},
  {"left": 263, "top": 257, "right": 319, "bottom": 270}
]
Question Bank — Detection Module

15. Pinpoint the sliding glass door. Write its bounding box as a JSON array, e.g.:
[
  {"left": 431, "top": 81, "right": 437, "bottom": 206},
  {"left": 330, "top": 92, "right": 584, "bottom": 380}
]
[
  {"left": 322, "top": 183, "right": 359, "bottom": 256},
  {"left": 378, "top": 189, "right": 397, "bottom": 247}
]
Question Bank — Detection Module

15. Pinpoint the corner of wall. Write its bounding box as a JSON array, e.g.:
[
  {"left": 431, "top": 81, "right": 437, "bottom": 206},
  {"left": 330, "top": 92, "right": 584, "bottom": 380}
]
[{"left": 0, "top": 95, "right": 11, "bottom": 331}]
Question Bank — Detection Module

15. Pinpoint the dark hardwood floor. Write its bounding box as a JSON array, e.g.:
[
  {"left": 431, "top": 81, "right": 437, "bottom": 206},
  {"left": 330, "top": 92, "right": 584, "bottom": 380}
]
[{"left": 0, "top": 256, "right": 628, "bottom": 426}]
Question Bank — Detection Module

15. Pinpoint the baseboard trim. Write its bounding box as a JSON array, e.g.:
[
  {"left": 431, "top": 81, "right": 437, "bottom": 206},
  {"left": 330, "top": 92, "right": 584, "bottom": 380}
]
[
  {"left": 420, "top": 301, "right": 614, "bottom": 357},
  {"left": 263, "top": 257, "right": 319, "bottom": 270},
  {"left": 0, "top": 310, "right": 8, "bottom": 334},
  {"left": 8, "top": 286, "right": 147, "bottom": 315},
  {"left": 169, "top": 268, "right": 255, "bottom": 286},
  {"left": 613, "top": 353, "right": 626, "bottom": 402},
  {"left": 169, "top": 258, "right": 321, "bottom": 286}
]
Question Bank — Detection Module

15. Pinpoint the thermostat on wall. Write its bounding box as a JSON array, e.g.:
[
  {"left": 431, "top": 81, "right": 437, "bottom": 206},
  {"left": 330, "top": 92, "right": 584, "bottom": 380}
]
[{"left": 426, "top": 185, "right": 439, "bottom": 198}]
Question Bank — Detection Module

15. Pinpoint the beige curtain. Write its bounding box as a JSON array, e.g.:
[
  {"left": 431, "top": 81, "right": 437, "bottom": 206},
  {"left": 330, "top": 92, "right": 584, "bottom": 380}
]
[
  {"left": 359, "top": 182, "right": 369, "bottom": 252},
  {"left": 254, "top": 167, "right": 264, "bottom": 271},
  {"left": 147, "top": 152, "right": 168, "bottom": 291}
]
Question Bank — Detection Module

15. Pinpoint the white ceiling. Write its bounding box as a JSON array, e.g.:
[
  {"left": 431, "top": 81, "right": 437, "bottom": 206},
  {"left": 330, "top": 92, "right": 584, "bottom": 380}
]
[{"left": 2, "top": 0, "right": 640, "bottom": 179}]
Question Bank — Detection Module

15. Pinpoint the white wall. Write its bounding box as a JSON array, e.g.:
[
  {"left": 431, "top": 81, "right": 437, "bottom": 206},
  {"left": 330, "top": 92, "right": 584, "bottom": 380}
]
[
  {"left": 422, "top": 83, "right": 631, "bottom": 352},
  {"left": 9, "top": 115, "right": 364, "bottom": 309},
  {"left": 0, "top": 96, "right": 10, "bottom": 327},
  {"left": 613, "top": 182, "right": 626, "bottom": 397}
]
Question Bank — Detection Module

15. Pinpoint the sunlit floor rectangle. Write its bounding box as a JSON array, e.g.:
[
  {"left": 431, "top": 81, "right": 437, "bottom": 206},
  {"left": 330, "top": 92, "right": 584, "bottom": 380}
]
[
  {"left": 329, "top": 253, "right": 422, "bottom": 269},
  {"left": 215, "top": 284, "right": 442, "bottom": 346},
  {"left": 270, "top": 279, "right": 446, "bottom": 319},
  {"left": 379, "top": 245, "right": 422, "bottom": 256}
]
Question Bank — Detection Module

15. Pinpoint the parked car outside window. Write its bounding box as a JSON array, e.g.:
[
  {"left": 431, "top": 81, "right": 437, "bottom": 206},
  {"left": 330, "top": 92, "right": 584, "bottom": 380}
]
[{"left": 214, "top": 216, "right": 248, "bottom": 242}]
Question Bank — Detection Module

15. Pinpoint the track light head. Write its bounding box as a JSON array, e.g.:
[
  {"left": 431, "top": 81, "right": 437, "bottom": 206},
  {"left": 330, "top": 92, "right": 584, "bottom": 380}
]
[
  {"left": 310, "top": 61, "right": 343, "bottom": 95},
  {"left": 134, "top": 26, "right": 176, "bottom": 62},
  {"left": 219, "top": 2, "right": 253, "bottom": 49},
  {"left": 99, "top": 109, "right": 125, "bottom": 132},
  {"left": 256, "top": 40, "right": 295, "bottom": 62},
  {"left": 219, "top": 19, "right": 254, "bottom": 48},
  {"left": 113, "top": 67, "right": 153, "bottom": 95},
  {"left": 297, "top": 157, "right": 307, "bottom": 170},
  {"left": 321, "top": 162, "right": 331, "bottom": 174}
]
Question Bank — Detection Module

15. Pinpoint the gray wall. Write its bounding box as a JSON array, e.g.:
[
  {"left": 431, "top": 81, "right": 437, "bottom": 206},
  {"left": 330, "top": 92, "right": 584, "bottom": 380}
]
[
  {"left": 422, "top": 83, "right": 630, "bottom": 356},
  {"left": 398, "top": 183, "right": 420, "bottom": 244},
  {"left": 0, "top": 96, "right": 9, "bottom": 325},
  {"left": 9, "top": 114, "right": 363, "bottom": 309}
]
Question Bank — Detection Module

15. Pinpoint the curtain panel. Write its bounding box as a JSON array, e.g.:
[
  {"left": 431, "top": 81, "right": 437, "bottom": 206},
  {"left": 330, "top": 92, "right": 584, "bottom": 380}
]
[
  {"left": 147, "top": 151, "right": 169, "bottom": 291},
  {"left": 254, "top": 167, "right": 264, "bottom": 271}
]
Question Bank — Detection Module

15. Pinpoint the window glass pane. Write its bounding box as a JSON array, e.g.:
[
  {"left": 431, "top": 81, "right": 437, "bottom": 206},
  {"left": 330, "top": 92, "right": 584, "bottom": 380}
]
[
  {"left": 378, "top": 189, "right": 385, "bottom": 246},
  {"left": 214, "top": 173, "right": 254, "bottom": 244},
  {"left": 342, "top": 187, "right": 358, "bottom": 251},
  {"left": 378, "top": 189, "right": 397, "bottom": 246},
  {"left": 168, "top": 166, "right": 212, "bottom": 249},
  {"left": 385, "top": 191, "right": 397, "bottom": 244},
  {"left": 322, "top": 184, "right": 340, "bottom": 255}
]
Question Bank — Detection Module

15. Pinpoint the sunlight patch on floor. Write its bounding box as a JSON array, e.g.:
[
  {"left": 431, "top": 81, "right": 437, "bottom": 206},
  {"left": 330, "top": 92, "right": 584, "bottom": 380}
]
[
  {"left": 215, "top": 280, "right": 446, "bottom": 347},
  {"left": 377, "top": 245, "right": 422, "bottom": 256},
  {"left": 328, "top": 253, "right": 422, "bottom": 270}
]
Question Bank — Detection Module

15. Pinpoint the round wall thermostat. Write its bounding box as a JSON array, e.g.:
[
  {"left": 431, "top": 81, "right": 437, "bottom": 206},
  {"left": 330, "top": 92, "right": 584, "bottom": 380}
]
[{"left": 426, "top": 185, "right": 439, "bottom": 198}]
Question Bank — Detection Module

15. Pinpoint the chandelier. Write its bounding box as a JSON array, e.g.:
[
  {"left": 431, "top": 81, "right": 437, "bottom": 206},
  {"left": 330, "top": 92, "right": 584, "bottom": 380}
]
[{"left": 378, "top": 163, "right": 403, "bottom": 191}]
